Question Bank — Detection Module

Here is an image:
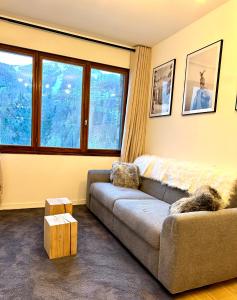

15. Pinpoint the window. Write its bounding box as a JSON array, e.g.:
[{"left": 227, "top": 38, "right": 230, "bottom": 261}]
[
  {"left": 40, "top": 59, "right": 83, "bottom": 149},
  {"left": 0, "top": 44, "right": 128, "bottom": 156},
  {"left": 88, "top": 68, "right": 125, "bottom": 150},
  {"left": 0, "top": 50, "right": 33, "bottom": 146}
]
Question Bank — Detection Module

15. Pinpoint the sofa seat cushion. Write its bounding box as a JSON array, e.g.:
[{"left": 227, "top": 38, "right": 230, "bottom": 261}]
[
  {"left": 90, "top": 182, "right": 155, "bottom": 212},
  {"left": 113, "top": 199, "right": 170, "bottom": 249}
]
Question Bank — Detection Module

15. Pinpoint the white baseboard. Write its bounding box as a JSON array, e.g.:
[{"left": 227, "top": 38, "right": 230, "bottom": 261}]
[{"left": 0, "top": 198, "right": 86, "bottom": 210}]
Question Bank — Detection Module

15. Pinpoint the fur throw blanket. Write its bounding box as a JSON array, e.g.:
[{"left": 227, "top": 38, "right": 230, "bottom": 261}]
[
  {"left": 170, "top": 186, "right": 223, "bottom": 214},
  {"left": 134, "top": 155, "right": 237, "bottom": 208}
]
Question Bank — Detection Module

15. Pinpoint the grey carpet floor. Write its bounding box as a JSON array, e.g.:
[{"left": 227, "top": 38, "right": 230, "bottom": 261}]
[{"left": 0, "top": 205, "right": 174, "bottom": 300}]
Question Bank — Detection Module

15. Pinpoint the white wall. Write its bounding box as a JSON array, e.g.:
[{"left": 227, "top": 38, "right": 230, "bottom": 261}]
[
  {"left": 0, "top": 20, "right": 130, "bottom": 209},
  {"left": 146, "top": 0, "right": 237, "bottom": 168}
]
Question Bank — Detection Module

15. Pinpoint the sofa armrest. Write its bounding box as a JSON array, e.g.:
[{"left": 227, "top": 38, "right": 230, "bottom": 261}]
[
  {"left": 86, "top": 170, "right": 111, "bottom": 208},
  {"left": 158, "top": 208, "right": 237, "bottom": 294}
]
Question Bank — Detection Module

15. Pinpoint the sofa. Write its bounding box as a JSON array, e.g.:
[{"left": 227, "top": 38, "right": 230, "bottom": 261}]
[{"left": 86, "top": 169, "right": 237, "bottom": 294}]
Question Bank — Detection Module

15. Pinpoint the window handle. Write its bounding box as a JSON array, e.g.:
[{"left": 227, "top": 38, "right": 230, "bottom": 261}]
[{"left": 84, "top": 120, "right": 88, "bottom": 126}]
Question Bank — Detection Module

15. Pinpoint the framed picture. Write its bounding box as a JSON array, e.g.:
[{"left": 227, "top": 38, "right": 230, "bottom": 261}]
[
  {"left": 149, "top": 59, "right": 176, "bottom": 117},
  {"left": 182, "top": 40, "right": 223, "bottom": 115},
  {"left": 235, "top": 96, "right": 237, "bottom": 111}
]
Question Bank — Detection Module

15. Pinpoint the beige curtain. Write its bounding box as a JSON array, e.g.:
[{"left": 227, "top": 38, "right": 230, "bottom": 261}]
[
  {"left": 120, "top": 45, "right": 151, "bottom": 163},
  {"left": 0, "top": 158, "right": 2, "bottom": 201}
]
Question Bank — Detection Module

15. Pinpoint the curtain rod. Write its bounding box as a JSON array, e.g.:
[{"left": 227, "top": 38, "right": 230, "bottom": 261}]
[{"left": 0, "top": 16, "right": 136, "bottom": 52}]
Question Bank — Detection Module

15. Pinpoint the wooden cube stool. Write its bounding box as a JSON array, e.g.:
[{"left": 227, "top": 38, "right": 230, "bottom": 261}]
[
  {"left": 44, "top": 213, "right": 78, "bottom": 259},
  {"left": 45, "top": 197, "right": 72, "bottom": 216}
]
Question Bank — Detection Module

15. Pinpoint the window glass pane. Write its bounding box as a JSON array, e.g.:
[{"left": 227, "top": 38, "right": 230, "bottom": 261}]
[
  {"left": 40, "top": 59, "right": 83, "bottom": 148},
  {"left": 88, "top": 69, "right": 124, "bottom": 150},
  {"left": 0, "top": 51, "right": 33, "bottom": 146}
]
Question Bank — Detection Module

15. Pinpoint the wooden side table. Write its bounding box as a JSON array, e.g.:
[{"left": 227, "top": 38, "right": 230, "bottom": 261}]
[
  {"left": 44, "top": 213, "right": 78, "bottom": 259},
  {"left": 45, "top": 197, "right": 72, "bottom": 216}
]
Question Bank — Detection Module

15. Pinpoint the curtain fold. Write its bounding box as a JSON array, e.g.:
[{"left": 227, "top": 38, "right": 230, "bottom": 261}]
[
  {"left": 120, "top": 45, "right": 151, "bottom": 163},
  {"left": 0, "top": 158, "right": 2, "bottom": 202}
]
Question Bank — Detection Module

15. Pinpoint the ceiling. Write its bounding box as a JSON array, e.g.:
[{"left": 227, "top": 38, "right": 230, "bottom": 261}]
[{"left": 0, "top": 0, "right": 229, "bottom": 47}]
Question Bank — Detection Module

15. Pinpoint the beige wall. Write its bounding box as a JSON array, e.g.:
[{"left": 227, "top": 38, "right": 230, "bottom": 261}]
[
  {"left": 146, "top": 0, "right": 237, "bottom": 168},
  {"left": 0, "top": 155, "right": 115, "bottom": 209},
  {"left": 0, "top": 20, "right": 130, "bottom": 209},
  {"left": 0, "top": 20, "right": 130, "bottom": 67}
]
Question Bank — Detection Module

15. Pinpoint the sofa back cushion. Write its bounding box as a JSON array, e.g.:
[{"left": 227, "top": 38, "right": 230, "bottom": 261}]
[
  {"left": 163, "top": 186, "right": 189, "bottom": 205},
  {"left": 140, "top": 176, "right": 189, "bottom": 204},
  {"left": 140, "top": 177, "right": 166, "bottom": 200}
]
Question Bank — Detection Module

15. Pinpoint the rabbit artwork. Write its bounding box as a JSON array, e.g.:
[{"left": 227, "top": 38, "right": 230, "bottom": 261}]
[{"left": 191, "top": 70, "right": 211, "bottom": 110}]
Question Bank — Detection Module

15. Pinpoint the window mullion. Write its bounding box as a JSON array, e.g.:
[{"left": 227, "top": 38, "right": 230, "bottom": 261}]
[
  {"left": 81, "top": 63, "right": 91, "bottom": 153},
  {"left": 32, "top": 52, "right": 41, "bottom": 149}
]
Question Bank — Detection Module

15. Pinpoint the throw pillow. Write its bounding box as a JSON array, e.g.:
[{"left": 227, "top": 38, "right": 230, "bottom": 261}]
[
  {"left": 169, "top": 185, "right": 223, "bottom": 214},
  {"left": 110, "top": 162, "right": 140, "bottom": 189}
]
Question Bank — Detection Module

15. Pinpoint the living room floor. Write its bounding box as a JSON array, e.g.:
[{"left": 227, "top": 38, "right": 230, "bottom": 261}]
[
  {"left": 0, "top": 205, "right": 173, "bottom": 300},
  {"left": 1, "top": 206, "right": 237, "bottom": 300}
]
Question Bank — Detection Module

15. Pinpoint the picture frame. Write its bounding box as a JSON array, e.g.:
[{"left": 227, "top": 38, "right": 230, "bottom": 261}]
[
  {"left": 182, "top": 40, "right": 223, "bottom": 116},
  {"left": 149, "top": 59, "right": 176, "bottom": 117}
]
